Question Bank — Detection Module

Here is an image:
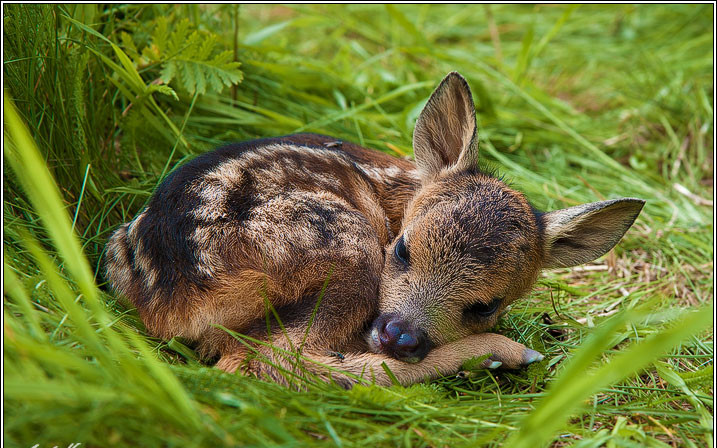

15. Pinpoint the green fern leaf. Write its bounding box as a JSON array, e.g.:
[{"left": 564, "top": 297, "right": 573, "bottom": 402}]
[
  {"left": 141, "top": 45, "right": 160, "bottom": 63},
  {"left": 171, "top": 58, "right": 242, "bottom": 95},
  {"left": 166, "top": 19, "right": 194, "bottom": 56},
  {"left": 152, "top": 16, "right": 170, "bottom": 55},
  {"left": 141, "top": 17, "right": 243, "bottom": 95},
  {"left": 147, "top": 84, "right": 179, "bottom": 101},
  {"left": 196, "top": 33, "right": 217, "bottom": 60},
  {"left": 159, "top": 60, "right": 177, "bottom": 85},
  {"left": 120, "top": 32, "right": 141, "bottom": 62},
  {"left": 188, "top": 62, "right": 206, "bottom": 95}
]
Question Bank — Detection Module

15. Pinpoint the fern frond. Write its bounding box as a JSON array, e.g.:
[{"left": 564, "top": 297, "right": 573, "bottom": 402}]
[
  {"left": 145, "top": 17, "right": 242, "bottom": 95},
  {"left": 163, "top": 57, "right": 242, "bottom": 95},
  {"left": 165, "top": 19, "right": 194, "bottom": 57},
  {"left": 152, "top": 16, "right": 171, "bottom": 55},
  {"left": 120, "top": 32, "right": 141, "bottom": 62}
]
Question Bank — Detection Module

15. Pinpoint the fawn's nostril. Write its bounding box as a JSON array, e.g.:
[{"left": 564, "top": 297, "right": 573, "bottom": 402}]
[
  {"left": 371, "top": 314, "right": 431, "bottom": 362},
  {"left": 381, "top": 319, "right": 418, "bottom": 349},
  {"left": 396, "top": 331, "right": 418, "bottom": 349},
  {"left": 378, "top": 317, "right": 425, "bottom": 356},
  {"left": 382, "top": 320, "right": 403, "bottom": 343}
]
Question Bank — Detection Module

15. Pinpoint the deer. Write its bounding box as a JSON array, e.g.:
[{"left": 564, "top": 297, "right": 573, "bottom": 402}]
[{"left": 106, "top": 72, "right": 644, "bottom": 388}]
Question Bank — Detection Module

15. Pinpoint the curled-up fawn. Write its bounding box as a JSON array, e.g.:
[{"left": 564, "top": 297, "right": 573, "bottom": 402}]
[{"left": 106, "top": 72, "right": 644, "bottom": 387}]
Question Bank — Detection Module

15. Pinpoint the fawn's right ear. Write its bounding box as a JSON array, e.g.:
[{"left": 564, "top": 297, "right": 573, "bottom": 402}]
[
  {"left": 413, "top": 72, "right": 479, "bottom": 182},
  {"left": 540, "top": 198, "right": 645, "bottom": 269}
]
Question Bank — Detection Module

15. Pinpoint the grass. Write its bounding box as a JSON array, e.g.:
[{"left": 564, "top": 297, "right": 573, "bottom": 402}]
[{"left": 3, "top": 4, "right": 713, "bottom": 447}]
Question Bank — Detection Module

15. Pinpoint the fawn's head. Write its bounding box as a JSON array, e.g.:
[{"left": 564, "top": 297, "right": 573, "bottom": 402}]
[{"left": 368, "top": 72, "right": 644, "bottom": 362}]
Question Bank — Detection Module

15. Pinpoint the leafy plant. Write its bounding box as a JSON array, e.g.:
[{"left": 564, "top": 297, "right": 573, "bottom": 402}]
[{"left": 125, "top": 16, "right": 243, "bottom": 95}]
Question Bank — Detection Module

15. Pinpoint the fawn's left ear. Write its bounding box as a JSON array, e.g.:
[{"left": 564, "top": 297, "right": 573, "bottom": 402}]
[
  {"left": 540, "top": 198, "right": 645, "bottom": 269},
  {"left": 413, "top": 72, "right": 479, "bottom": 181}
]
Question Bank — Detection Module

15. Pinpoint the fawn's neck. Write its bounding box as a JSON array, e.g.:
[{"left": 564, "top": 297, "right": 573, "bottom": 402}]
[{"left": 356, "top": 162, "right": 421, "bottom": 238}]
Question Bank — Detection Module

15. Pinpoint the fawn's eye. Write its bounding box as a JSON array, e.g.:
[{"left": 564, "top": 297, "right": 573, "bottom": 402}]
[
  {"left": 394, "top": 234, "right": 409, "bottom": 265},
  {"left": 463, "top": 297, "right": 502, "bottom": 319}
]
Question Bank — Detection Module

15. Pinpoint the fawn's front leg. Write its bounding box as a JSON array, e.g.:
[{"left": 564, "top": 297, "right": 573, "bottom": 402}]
[{"left": 303, "top": 332, "right": 544, "bottom": 387}]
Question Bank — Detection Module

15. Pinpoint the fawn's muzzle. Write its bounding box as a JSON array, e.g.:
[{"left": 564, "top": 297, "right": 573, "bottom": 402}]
[{"left": 370, "top": 314, "right": 432, "bottom": 363}]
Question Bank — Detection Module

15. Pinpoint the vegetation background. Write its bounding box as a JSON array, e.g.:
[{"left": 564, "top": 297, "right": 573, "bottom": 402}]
[{"left": 3, "top": 4, "right": 713, "bottom": 447}]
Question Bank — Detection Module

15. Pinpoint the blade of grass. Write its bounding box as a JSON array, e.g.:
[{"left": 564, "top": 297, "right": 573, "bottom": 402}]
[
  {"left": 4, "top": 93, "right": 202, "bottom": 429},
  {"left": 3, "top": 258, "right": 47, "bottom": 342},
  {"left": 506, "top": 305, "right": 713, "bottom": 448},
  {"left": 71, "top": 163, "right": 91, "bottom": 233},
  {"left": 655, "top": 362, "right": 714, "bottom": 448}
]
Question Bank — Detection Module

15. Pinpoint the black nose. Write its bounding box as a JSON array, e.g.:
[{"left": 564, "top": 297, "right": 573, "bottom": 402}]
[{"left": 372, "top": 314, "right": 431, "bottom": 362}]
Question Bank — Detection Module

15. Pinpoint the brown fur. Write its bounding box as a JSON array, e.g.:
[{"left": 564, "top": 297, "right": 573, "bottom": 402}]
[{"left": 105, "top": 72, "right": 644, "bottom": 387}]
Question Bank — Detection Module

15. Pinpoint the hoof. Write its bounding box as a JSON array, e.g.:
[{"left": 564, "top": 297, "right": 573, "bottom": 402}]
[
  {"left": 487, "top": 360, "right": 503, "bottom": 369},
  {"left": 522, "top": 348, "right": 544, "bottom": 366}
]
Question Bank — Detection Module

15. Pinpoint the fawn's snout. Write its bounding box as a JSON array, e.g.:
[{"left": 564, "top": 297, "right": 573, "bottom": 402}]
[{"left": 370, "top": 313, "right": 432, "bottom": 363}]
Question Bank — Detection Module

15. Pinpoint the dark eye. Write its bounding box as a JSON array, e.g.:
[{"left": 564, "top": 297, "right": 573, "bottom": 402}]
[
  {"left": 463, "top": 297, "right": 502, "bottom": 319},
  {"left": 394, "top": 234, "right": 409, "bottom": 265}
]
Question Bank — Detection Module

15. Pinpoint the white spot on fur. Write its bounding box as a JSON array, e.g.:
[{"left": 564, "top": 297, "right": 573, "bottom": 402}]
[
  {"left": 189, "top": 180, "right": 229, "bottom": 221},
  {"left": 133, "top": 238, "right": 158, "bottom": 289},
  {"left": 189, "top": 226, "right": 223, "bottom": 277},
  {"left": 191, "top": 206, "right": 227, "bottom": 221},
  {"left": 127, "top": 211, "right": 146, "bottom": 243},
  {"left": 144, "top": 267, "right": 158, "bottom": 289},
  {"left": 358, "top": 164, "right": 406, "bottom": 182},
  {"left": 196, "top": 262, "right": 216, "bottom": 278},
  {"left": 406, "top": 169, "right": 420, "bottom": 180},
  {"left": 191, "top": 226, "right": 214, "bottom": 245},
  {"left": 199, "top": 183, "right": 227, "bottom": 204},
  {"left": 313, "top": 172, "right": 341, "bottom": 189},
  {"left": 106, "top": 225, "right": 134, "bottom": 293}
]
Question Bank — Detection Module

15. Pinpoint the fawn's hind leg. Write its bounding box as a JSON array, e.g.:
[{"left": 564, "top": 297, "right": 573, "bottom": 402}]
[
  {"left": 208, "top": 192, "right": 386, "bottom": 378},
  {"left": 214, "top": 246, "right": 383, "bottom": 381}
]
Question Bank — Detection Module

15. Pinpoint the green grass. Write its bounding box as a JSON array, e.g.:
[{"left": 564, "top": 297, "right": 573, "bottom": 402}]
[{"left": 3, "top": 4, "right": 713, "bottom": 447}]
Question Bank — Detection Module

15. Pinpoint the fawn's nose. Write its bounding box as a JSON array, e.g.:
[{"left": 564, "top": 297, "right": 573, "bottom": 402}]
[{"left": 372, "top": 314, "right": 431, "bottom": 363}]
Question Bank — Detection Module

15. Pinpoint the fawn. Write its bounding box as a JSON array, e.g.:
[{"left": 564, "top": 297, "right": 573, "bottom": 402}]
[{"left": 106, "top": 72, "right": 644, "bottom": 387}]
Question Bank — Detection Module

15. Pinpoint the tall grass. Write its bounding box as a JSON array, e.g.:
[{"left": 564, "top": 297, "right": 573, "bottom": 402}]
[{"left": 4, "top": 4, "right": 713, "bottom": 447}]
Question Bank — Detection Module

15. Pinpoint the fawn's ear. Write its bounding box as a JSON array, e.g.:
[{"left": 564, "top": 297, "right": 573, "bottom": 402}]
[
  {"left": 413, "top": 72, "right": 479, "bottom": 181},
  {"left": 541, "top": 198, "right": 645, "bottom": 269}
]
